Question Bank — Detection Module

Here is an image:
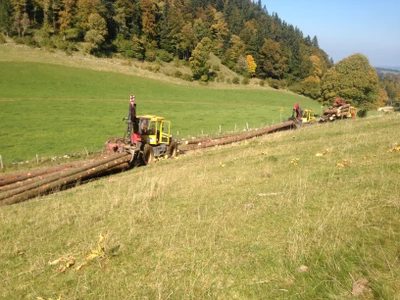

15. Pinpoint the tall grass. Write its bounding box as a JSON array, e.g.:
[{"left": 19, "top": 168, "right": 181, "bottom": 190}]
[{"left": 1, "top": 114, "right": 399, "bottom": 299}]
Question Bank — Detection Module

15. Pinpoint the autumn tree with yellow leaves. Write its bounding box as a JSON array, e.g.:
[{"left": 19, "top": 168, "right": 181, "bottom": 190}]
[{"left": 245, "top": 55, "right": 257, "bottom": 77}]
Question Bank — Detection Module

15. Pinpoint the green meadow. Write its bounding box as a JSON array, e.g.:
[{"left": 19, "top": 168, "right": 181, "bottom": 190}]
[
  {"left": 0, "top": 44, "right": 320, "bottom": 164},
  {"left": 0, "top": 44, "right": 399, "bottom": 299}
]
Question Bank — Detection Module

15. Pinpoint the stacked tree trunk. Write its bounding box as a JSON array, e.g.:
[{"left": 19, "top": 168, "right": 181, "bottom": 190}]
[
  {"left": 0, "top": 152, "right": 132, "bottom": 205},
  {"left": 183, "top": 120, "right": 296, "bottom": 150},
  {"left": 319, "top": 104, "right": 352, "bottom": 122}
]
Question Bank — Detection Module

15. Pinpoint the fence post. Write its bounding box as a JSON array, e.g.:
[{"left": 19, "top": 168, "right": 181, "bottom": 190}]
[
  {"left": 219, "top": 125, "right": 222, "bottom": 134},
  {"left": 0, "top": 155, "right": 3, "bottom": 169},
  {"left": 36, "top": 154, "right": 39, "bottom": 164}
]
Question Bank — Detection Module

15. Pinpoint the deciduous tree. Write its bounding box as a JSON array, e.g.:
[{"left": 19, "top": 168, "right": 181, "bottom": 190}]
[
  {"left": 301, "top": 76, "right": 321, "bottom": 99},
  {"left": 321, "top": 53, "right": 380, "bottom": 109},
  {"left": 58, "top": 0, "right": 75, "bottom": 40},
  {"left": 189, "top": 37, "right": 211, "bottom": 81},
  {"left": 84, "top": 12, "right": 107, "bottom": 53},
  {"left": 75, "top": 0, "right": 105, "bottom": 35},
  {"left": 377, "top": 88, "right": 389, "bottom": 107},
  {"left": 178, "top": 22, "right": 197, "bottom": 60},
  {"left": 21, "top": 11, "right": 29, "bottom": 36},
  {"left": 259, "top": 38, "right": 287, "bottom": 79},
  {"left": 11, "top": 0, "right": 27, "bottom": 37},
  {"left": 140, "top": 0, "right": 158, "bottom": 41},
  {"left": 223, "top": 34, "right": 246, "bottom": 70},
  {"left": 210, "top": 11, "right": 229, "bottom": 57},
  {"left": 309, "top": 55, "right": 323, "bottom": 79},
  {"left": 246, "top": 54, "right": 256, "bottom": 77}
]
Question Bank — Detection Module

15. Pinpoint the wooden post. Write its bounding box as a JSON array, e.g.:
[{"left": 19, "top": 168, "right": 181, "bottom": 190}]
[
  {"left": 0, "top": 155, "right": 3, "bottom": 169},
  {"left": 36, "top": 154, "right": 39, "bottom": 164}
]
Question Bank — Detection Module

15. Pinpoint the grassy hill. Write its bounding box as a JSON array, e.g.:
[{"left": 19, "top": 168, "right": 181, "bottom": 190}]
[
  {"left": 0, "top": 43, "right": 319, "bottom": 164},
  {"left": 0, "top": 44, "right": 399, "bottom": 299},
  {"left": 1, "top": 113, "right": 399, "bottom": 299}
]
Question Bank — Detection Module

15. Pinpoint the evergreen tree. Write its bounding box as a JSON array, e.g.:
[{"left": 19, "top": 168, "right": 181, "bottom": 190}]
[
  {"left": 239, "top": 19, "right": 256, "bottom": 46},
  {"left": 160, "top": 0, "right": 191, "bottom": 55},
  {"left": 311, "top": 35, "right": 319, "bottom": 48},
  {"left": 304, "top": 35, "right": 312, "bottom": 46},
  {"left": 223, "top": 1, "right": 244, "bottom": 35},
  {"left": 0, "top": 0, "right": 13, "bottom": 36},
  {"left": 112, "top": 0, "right": 135, "bottom": 38}
]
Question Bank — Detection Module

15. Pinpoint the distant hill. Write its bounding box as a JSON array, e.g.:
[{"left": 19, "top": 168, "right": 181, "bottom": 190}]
[{"left": 375, "top": 67, "right": 400, "bottom": 74}]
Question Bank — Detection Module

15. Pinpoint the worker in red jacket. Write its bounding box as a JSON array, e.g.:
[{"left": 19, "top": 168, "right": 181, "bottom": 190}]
[
  {"left": 293, "top": 102, "right": 301, "bottom": 119},
  {"left": 333, "top": 98, "right": 344, "bottom": 107}
]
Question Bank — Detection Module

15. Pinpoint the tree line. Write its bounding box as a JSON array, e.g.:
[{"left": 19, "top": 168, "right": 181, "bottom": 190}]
[{"left": 1, "top": 0, "right": 398, "bottom": 110}]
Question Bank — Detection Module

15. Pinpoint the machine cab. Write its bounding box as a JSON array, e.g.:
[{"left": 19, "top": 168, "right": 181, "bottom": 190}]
[
  {"left": 301, "top": 109, "right": 315, "bottom": 123},
  {"left": 137, "top": 115, "right": 171, "bottom": 145}
]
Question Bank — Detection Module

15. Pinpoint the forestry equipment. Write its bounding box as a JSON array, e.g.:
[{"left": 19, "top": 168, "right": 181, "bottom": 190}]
[
  {"left": 319, "top": 100, "right": 357, "bottom": 122},
  {"left": 300, "top": 109, "right": 317, "bottom": 124},
  {"left": 104, "top": 95, "right": 179, "bottom": 165},
  {"left": 288, "top": 108, "right": 316, "bottom": 127}
]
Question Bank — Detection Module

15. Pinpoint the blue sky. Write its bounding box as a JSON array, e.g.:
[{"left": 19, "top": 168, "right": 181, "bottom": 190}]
[{"left": 262, "top": 0, "right": 400, "bottom": 68}]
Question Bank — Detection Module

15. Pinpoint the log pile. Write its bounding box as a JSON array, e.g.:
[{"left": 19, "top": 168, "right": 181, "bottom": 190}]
[
  {"left": 319, "top": 104, "right": 353, "bottom": 122},
  {"left": 0, "top": 152, "right": 132, "bottom": 205}
]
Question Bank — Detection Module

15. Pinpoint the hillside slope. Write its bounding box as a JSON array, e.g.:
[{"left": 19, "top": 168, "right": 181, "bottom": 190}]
[
  {"left": 0, "top": 44, "right": 318, "bottom": 164},
  {"left": 1, "top": 114, "right": 399, "bottom": 299},
  {"left": 0, "top": 43, "right": 262, "bottom": 89}
]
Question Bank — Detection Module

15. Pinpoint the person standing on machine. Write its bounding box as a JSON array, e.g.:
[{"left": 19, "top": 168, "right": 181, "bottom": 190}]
[{"left": 293, "top": 102, "right": 301, "bottom": 119}]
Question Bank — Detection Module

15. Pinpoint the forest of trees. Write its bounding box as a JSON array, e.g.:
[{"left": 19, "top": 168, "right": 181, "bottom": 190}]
[
  {"left": 1, "top": 0, "right": 399, "bottom": 109},
  {"left": 377, "top": 71, "right": 400, "bottom": 108}
]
